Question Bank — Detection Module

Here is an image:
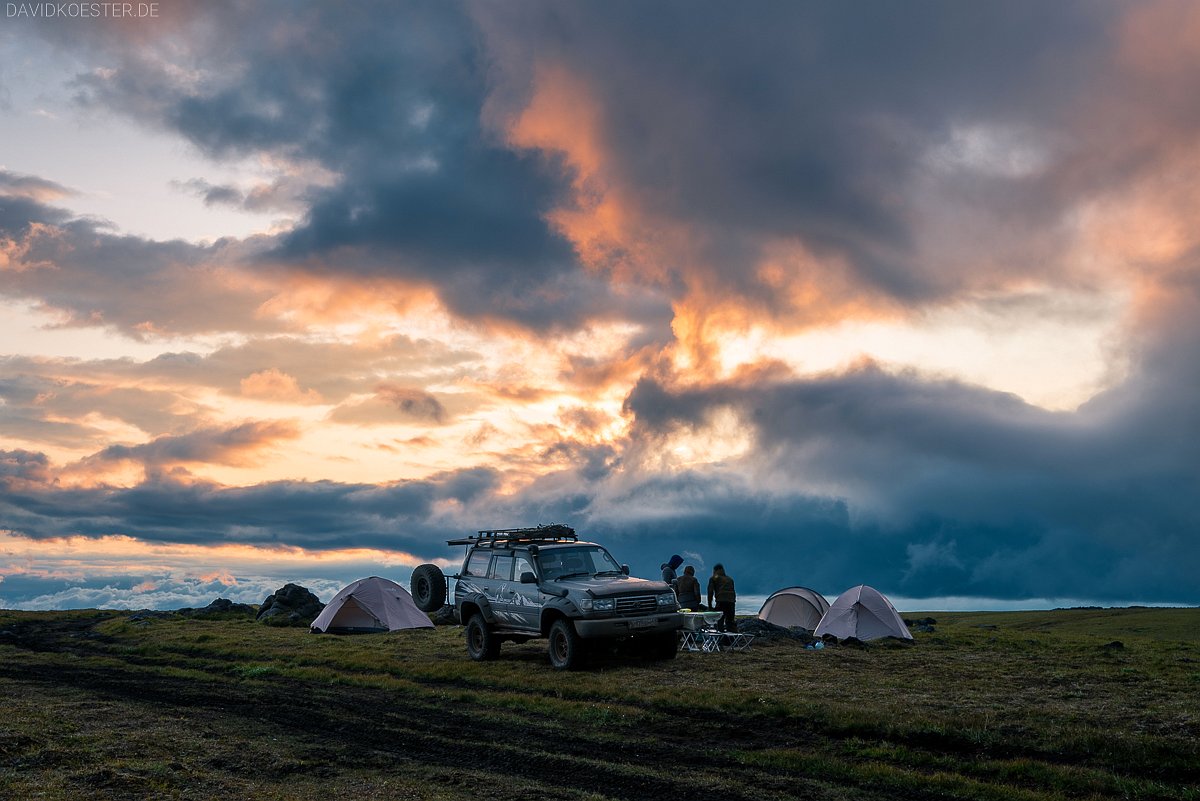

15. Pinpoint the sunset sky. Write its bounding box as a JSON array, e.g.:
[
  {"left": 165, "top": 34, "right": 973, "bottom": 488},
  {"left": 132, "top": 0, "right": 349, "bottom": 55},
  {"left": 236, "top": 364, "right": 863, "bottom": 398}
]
[{"left": 2, "top": 1, "right": 1198, "bottom": 611}]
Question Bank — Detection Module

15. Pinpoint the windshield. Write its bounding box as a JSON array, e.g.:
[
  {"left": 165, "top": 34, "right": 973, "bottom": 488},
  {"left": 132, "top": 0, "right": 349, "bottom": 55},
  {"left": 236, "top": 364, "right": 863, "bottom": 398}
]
[{"left": 537, "top": 546, "right": 622, "bottom": 579}]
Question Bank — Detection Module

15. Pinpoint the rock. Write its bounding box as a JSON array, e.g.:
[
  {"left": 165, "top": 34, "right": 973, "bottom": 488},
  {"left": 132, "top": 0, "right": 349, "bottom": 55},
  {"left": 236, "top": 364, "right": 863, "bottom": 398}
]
[
  {"left": 191, "top": 598, "right": 256, "bottom": 618},
  {"left": 430, "top": 604, "right": 457, "bottom": 626},
  {"left": 1102, "top": 640, "right": 1125, "bottom": 650},
  {"left": 734, "top": 618, "right": 816, "bottom": 643},
  {"left": 257, "top": 583, "right": 324, "bottom": 627}
]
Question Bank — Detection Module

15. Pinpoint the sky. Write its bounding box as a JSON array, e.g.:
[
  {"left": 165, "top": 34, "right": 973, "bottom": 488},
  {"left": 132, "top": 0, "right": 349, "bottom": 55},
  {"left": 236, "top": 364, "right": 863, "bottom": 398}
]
[{"left": 1, "top": 0, "right": 1198, "bottom": 612}]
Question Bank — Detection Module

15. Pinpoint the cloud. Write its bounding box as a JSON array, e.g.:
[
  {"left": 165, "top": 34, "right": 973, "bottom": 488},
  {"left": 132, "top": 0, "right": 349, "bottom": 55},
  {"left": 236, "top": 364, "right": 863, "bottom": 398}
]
[
  {"left": 0, "top": 169, "right": 75, "bottom": 202},
  {"left": 239, "top": 368, "right": 323, "bottom": 404},
  {"left": 327, "top": 385, "right": 449, "bottom": 427},
  {"left": 474, "top": 2, "right": 1128, "bottom": 328},
  {"left": 81, "top": 420, "right": 301, "bottom": 474},
  {"left": 4, "top": 2, "right": 1200, "bottom": 610},
  {"left": 48, "top": 1, "right": 647, "bottom": 333},
  {"left": 170, "top": 176, "right": 311, "bottom": 213},
  {"left": 0, "top": 191, "right": 279, "bottom": 338}
]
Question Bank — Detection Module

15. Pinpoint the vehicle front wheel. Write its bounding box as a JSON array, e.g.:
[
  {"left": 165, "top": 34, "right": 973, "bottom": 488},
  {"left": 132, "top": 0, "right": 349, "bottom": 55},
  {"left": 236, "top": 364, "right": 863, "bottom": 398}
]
[
  {"left": 547, "top": 619, "right": 586, "bottom": 670},
  {"left": 645, "top": 630, "right": 679, "bottom": 661},
  {"left": 465, "top": 613, "right": 500, "bottom": 661}
]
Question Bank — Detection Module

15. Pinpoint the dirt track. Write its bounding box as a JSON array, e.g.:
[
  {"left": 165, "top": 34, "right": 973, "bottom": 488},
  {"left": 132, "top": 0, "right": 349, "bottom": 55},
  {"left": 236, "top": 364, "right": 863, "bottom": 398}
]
[{"left": 0, "top": 614, "right": 854, "bottom": 801}]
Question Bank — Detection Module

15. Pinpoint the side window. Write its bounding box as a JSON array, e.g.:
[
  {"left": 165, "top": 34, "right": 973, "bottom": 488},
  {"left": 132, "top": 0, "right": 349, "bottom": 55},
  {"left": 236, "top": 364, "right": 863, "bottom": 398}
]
[
  {"left": 490, "top": 555, "right": 514, "bottom": 581},
  {"left": 514, "top": 555, "right": 534, "bottom": 580},
  {"left": 466, "top": 549, "right": 492, "bottom": 577}
]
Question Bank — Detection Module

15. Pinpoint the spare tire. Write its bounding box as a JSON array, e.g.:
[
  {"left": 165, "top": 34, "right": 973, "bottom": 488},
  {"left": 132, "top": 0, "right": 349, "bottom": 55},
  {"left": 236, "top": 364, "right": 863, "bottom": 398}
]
[{"left": 410, "top": 563, "right": 446, "bottom": 612}]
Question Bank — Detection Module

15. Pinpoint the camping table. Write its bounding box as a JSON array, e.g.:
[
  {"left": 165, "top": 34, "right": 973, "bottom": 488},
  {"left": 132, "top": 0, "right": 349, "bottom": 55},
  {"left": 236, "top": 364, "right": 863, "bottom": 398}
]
[
  {"left": 678, "top": 612, "right": 754, "bottom": 652},
  {"left": 678, "top": 611, "right": 721, "bottom": 651},
  {"left": 711, "top": 631, "right": 754, "bottom": 651}
]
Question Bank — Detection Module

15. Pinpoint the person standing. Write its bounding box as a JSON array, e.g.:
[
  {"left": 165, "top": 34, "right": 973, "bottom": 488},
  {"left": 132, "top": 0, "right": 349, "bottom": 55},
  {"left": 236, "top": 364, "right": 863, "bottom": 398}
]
[
  {"left": 707, "top": 563, "right": 737, "bottom": 632},
  {"left": 660, "top": 554, "right": 683, "bottom": 588},
  {"left": 675, "top": 565, "right": 702, "bottom": 610}
]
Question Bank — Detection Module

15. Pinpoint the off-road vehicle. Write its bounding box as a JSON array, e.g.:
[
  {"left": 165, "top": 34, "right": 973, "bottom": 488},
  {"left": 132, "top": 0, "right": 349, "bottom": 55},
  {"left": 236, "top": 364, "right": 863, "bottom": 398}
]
[{"left": 410, "top": 524, "right": 681, "bottom": 669}]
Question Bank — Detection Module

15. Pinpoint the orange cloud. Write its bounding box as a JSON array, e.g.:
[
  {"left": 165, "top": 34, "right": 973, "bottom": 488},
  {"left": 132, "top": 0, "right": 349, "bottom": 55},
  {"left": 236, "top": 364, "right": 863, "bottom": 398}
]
[
  {"left": 502, "top": 62, "right": 904, "bottom": 382},
  {"left": 240, "top": 368, "right": 323, "bottom": 404}
]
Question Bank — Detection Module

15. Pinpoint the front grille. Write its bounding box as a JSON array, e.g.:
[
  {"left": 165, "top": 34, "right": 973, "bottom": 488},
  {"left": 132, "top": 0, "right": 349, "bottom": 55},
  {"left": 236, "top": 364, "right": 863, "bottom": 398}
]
[{"left": 615, "top": 595, "right": 657, "bottom": 615}]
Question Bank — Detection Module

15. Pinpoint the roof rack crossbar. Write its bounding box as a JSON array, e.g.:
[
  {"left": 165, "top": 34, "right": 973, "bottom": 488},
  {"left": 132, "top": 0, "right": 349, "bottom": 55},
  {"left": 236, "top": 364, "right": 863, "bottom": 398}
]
[{"left": 446, "top": 523, "right": 576, "bottom": 547}]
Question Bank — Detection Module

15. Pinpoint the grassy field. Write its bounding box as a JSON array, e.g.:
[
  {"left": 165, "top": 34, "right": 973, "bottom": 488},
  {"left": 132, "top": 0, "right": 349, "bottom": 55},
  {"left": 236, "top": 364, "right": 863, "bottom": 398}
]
[{"left": 1, "top": 607, "right": 1197, "bottom": 800}]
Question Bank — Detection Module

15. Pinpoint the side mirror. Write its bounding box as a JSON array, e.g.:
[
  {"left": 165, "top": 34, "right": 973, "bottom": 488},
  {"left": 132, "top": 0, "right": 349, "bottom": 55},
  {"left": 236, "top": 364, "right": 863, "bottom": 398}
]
[
  {"left": 520, "top": 571, "right": 537, "bottom": 584},
  {"left": 621, "top": 564, "right": 630, "bottom": 575}
]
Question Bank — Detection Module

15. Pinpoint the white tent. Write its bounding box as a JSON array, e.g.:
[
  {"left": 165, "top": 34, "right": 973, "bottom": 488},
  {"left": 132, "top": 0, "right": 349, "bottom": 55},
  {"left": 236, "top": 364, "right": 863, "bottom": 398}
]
[
  {"left": 310, "top": 576, "right": 434, "bottom": 634},
  {"left": 814, "top": 585, "right": 913, "bottom": 641},
  {"left": 757, "top": 586, "right": 830, "bottom": 630}
]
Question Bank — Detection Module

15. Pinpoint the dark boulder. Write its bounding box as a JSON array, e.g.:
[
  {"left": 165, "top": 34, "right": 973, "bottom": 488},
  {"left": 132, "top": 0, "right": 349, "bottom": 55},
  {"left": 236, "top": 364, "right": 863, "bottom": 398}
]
[
  {"left": 733, "top": 618, "right": 816, "bottom": 644},
  {"left": 257, "top": 583, "right": 324, "bottom": 627},
  {"left": 178, "top": 598, "right": 257, "bottom": 618}
]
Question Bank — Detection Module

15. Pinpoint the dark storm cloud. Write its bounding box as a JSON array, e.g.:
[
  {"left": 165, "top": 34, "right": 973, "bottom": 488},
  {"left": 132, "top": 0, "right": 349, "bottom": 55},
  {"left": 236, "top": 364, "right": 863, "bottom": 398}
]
[
  {"left": 0, "top": 460, "right": 499, "bottom": 550},
  {"left": 476, "top": 0, "right": 1123, "bottom": 305},
  {"left": 56, "top": 0, "right": 637, "bottom": 331},
  {"left": 613, "top": 308, "right": 1200, "bottom": 604},
  {"left": 0, "top": 449, "right": 51, "bottom": 482},
  {"left": 27, "top": 1, "right": 1121, "bottom": 324}
]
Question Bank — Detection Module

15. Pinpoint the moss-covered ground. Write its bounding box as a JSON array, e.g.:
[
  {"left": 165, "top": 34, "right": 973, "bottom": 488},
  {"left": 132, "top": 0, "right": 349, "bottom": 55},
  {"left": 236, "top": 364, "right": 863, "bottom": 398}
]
[{"left": 1, "top": 607, "right": 1197, "bottom": 800}]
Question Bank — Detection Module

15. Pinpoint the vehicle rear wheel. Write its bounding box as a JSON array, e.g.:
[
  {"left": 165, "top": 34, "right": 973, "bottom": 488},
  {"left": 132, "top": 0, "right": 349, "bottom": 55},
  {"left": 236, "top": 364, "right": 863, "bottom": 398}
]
[
  {"left": 410, "top": 563, "right": 446, "bottom": 612},
  {"left": 465, "top": 613, "right": 500, "bottom": 661},
  {"left": 548, "top": 619, "right": 586, "bottom": 670}
]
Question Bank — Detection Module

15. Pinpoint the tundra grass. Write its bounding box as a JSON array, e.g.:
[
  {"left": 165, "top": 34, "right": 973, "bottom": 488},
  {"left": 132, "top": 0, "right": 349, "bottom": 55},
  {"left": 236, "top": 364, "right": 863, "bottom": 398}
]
[{"left": 1, "top": 607, "right": 1197, "bottom": 800}]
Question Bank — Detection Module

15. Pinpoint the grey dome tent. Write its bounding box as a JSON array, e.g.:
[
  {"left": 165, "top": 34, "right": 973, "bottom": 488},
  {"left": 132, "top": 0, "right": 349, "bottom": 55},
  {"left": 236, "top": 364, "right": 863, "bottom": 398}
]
[
  {"left": 310, "top": 576, "right": 434, "bottom": 634},
  {"left": 814, "top": 584, "right": 913, "bottom": 641},
  {"left": 757, "top": 586, "right": 830, "bottom": 630}
]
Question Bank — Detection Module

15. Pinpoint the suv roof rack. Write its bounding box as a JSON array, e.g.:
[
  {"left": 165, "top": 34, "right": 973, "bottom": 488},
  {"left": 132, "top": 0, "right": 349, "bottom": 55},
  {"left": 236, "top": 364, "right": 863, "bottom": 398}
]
[{"left": 447, "top": 523, "right": 577, "bottom": 547}]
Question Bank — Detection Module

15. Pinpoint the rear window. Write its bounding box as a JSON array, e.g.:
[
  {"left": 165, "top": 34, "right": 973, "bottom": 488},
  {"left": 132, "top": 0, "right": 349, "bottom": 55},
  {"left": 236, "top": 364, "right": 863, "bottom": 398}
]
[
  {"left": 490, "top": 555, "right": 514, "bottom": 581},
  {"left": 465, "top": 549, "right": 492, "bottom": 577}
]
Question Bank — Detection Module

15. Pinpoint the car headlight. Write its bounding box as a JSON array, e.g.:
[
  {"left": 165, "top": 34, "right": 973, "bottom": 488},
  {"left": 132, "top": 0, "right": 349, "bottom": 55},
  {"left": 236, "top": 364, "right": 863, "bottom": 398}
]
[
  {"left": 578, "top": 597, "right": 615, "bottom": 612},
  {"left": 657, "top": 593, "right": 677, "bottom": 607}
]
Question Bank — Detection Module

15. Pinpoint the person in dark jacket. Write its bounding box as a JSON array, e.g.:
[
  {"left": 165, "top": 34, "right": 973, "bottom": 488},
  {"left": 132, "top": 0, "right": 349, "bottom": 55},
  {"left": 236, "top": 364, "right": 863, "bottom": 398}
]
[
  {"left": 660, "top": 554, "right": 683, "bottom": 588},
  {"left": 675, "top": 565, "right": 702, "bottom": 610},
  {"left": 706, "top": 563, "right": 737, "bottom": 632}
]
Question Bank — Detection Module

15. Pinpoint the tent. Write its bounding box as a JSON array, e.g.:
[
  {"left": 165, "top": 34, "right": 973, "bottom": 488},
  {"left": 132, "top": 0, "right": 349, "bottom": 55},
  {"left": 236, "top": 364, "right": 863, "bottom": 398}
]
[
  {"left": 757, "top": 586, "right": 830, "bottom": 630},
  {"left": 310, "top": 576, "right": 434, "bottom": 634},
  {"left": 814, "top": 585, "right": 913, "bottom": 641}
]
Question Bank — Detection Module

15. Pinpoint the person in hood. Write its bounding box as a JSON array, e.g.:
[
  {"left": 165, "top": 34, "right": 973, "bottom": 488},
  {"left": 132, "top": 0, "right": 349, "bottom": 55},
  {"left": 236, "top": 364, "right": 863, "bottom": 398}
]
[{"left": 660, "top": 554, "right": 683, "bottom": 588}]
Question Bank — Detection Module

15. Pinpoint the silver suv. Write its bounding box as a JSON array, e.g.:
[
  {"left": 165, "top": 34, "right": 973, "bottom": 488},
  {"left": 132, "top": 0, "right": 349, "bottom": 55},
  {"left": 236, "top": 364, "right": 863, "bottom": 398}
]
[{"left": 411, "top": 525, "right": 681, "bottom": 669}]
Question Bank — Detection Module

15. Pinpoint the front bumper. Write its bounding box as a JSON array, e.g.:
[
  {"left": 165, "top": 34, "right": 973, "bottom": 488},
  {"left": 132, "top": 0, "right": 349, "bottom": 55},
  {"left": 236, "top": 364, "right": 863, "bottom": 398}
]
[{"left": 574, "top": 612, "right": 682, "bottom": 638}]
